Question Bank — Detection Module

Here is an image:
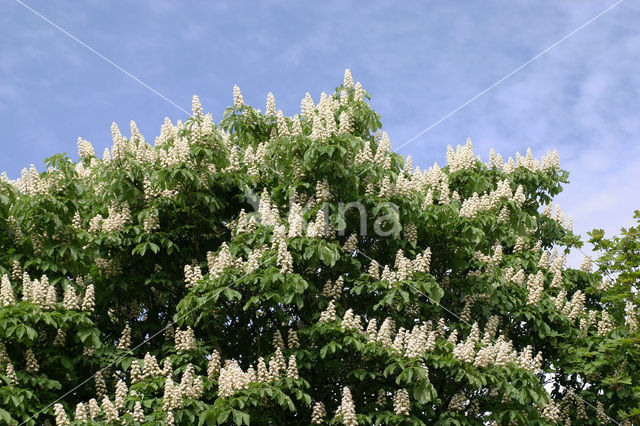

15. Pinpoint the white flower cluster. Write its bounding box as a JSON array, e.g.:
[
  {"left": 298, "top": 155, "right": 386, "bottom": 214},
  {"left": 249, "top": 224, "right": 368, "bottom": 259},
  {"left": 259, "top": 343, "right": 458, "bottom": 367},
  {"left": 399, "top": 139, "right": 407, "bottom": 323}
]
[
  {"left": 245, "top": 245, "right": 267, "bottom": 273},
  {"left": 321, "top": 276, "right": 343, "bottom": 300},
  {"left": 347, "top": 314, "right": 438, "bottom": 359},
  {"left": 191, "top": 95, "right": 204, "bottom": 121},
  {"left": 274, "top": 225, "right": 294, "bottom": 274},
  {"left": 488, "top": 148, "right": 503, "bottom": 169},
  {"left": 311, "top": 401, "right": 326, "bottom": 424},
  {"left": 265, "top": 92, "right": 276, "bottom": 116},
  {"left": 285, "top": 203, "right": 304, "bottom": 238},
  {"left": 25, "top": 349, "right": 39, "bottom": 373},
  {"left": 87, "top": 399, "right": 101, "bottom": 420},
  {"left": 343, "top": 69, "right": 354, "bottom": 89},
  {"left": 306, "top": 209, "right": 327, "bottom": 238},
  {"left": 453, "top": 323, "right": 480, "bottom": 363},
  {"left": 0, "top": 344, "right": 10, "bottom": 365},
  {"left": 159, "top": 136, "right": 191, "bottom": 168},
  {"left": 525, "top": 271, "right": 545, "bottom": 305},
  {"left": 207, "top": 350, "right": 221, "bottom": 378},
  {"left": 288, "top": 329, "right": 300, "bottom": 349},
  {"left": 73, "top": 402, "right": 88, "bottom": 422},
  {"left": 276, "top": 111, "right": 291, "bottom": 137},
  {"left": 493, "top": 148, "right": 560, "bottom": 173},
  {"left": 459, "top": 182, "right": 524, "bottom": 219},
  {"left": 109, "top": 122, "right": 126, "bottom": 160},
  {"left": 625, "top": 301, "right": 638, "bottom": 333},
  {"left": 287, "top": 355, "right": 299, "bottom": 380},
  {"left": 81, "top": 284, "right": 95, "bottom": 312},
  {"left": 77, "top": 137, "right": 95, "bottom": 160},
  {"left": 95, "top": 370, "right": 108, "bottom": 399},
  {"left": 368, "top": 260, "right": 380, "bottom": 280},
  {"left": 354, "top": 141, "right": 374, "bottom": 166},
  {"left": 473, "top": 243, "right": 503, "bottom": 269},
  {"left": 233, "top": 85, "right": 245, "bottom": 109},
  {"left": 335, "top": 386, "right": 357, "bottom": 426},
  {"left": 597, "top": 277, "right": 612, "bottom": 291},
  {"left": 517, "top": 345, "right": 543, "bottom": 374},
  {"left": 234, "top": 209, "right": 257, "bottom": 235},
  {"left": 10, "top": 260, "right": 22, "bottom": 281},
  {"left": 2, "top": 273, "right": 92, "bottom": 312},
  {"left": 143, "top": 177, "right": 179, "bottom": 202},
  {"left": 129, "top": 360, "right": 143, "bottom": 383},
  {"left": 448, "top": 391, "right": 467, "bottom": 411},
  {"left": 132, "top": 401, "right": 145, "bottom": 423},
  {"left": 337, "top": 110, "right": 354, "bottom": 134},
  {"left": 207, "top": 243, "right": 235, "bottom": 278},
  {"left": 206, "top": 241, "right": 267, "bottom": 277},
  {"left": 54, "top": 403, "right": 71, "bottom": 425},
  {"left": 556, "top": 290, "right": 586, "bottom": 322},
  {"left": 13, "top": 165, "right": 50, "bottom": 195},
  {"left": 319, "top": 300, "right": 337, "bottom": 322},
  {"left": 99, "top": 202, "right": 131, "bottom": 233},
  {"left": 174, "top": 327, "right": 196, "bottom": 351},
  {"left": 116, "top": 324, "right": 131, "bottom": 350},
  {"left": 393, "top": 173, "right": 417, "bottom": 197},
  {"left": 309, "top": 91, "right": 342, "bottom": 141},
  {"left": 377, "top": 249, "right": 431, "bottom": 285},
  {"left": 184, "top": 263, "right": 203, "bottom": 288},
  {"left": 481, "top": 316, "right": 500, "bottom": 345},
  {"left": 399, "top": 221, "right": 416, "bottom": 244},
  {"left": 341, "top": 309, "right": 364, "bottom": 333},
  {"left": 540, "top": 400, "right": 561, "bottom": 422},
  {"left": 513, "top": 236, "right": 527, "bottom": 253},
  {"left": 143, "top": 211, "right": 160, "bottom": 233},
  {"left": 5, "top": 363, "right": 18, "bottom": 385},
  {"left": 542, "top": 202, "right": 568, "bottom": 227},
  {"left": 218, "top": 349, "right": 299, "bottom": 398},
  {"left": 579, "top": 255, "right": 592, "bottom": 273},
  {"left": 258, "top": 189, "right": 281, "bottom": 227},
  {"left": 393, "top": 388, "right": 410, "bottom": 416},
  {"left": 162, "top": 378, "right": 183, "bottom": 411},
  {"left": 373, "top": 132, "right": 392, "bottom": 169},
  {"left": 314, "top": 182, "right": 330, "bottom": 204},
  {"left": 540, "top": 149, "right": 561, "bottom": 170},
  {"left": 272, "top": 329, "right": 285, "bottom": 349},
  {"left": 373, "top": 317, "right": 395, "bottom": 346},
  {"left": 451, "top": 323, "right": 543, "bottom": 374},
  {"left": 131, "top": 353, "right": 164, "bottom": 383},
  {"left": 180, "top": 364, "right": 204, "bottom": 399},
  {"left": 597, "top": 311, "right": 615, "bottom": 336},
  {"left": 343, "top": 233, "right": 358, "bottom": 254},
  {"left": 88, "top": 214, "right": 103, "bottom": 232},
  {"left": 162, "top": 358, "right": 173, "bottom": 377},
  {"left": 114, "top": 379, "right": 128, "bottom": 411},
  {"left": 242, "top": 142, "right": 267, "bottom": 176},
  {"left": 0, "top": 274, "right": 15, "bottom": 307},
  {"left": 446, "top": 138, "right": 476, "bottom": 173},
  {"left": 300, "top": 92, "right": 315, "bottom": 118}
]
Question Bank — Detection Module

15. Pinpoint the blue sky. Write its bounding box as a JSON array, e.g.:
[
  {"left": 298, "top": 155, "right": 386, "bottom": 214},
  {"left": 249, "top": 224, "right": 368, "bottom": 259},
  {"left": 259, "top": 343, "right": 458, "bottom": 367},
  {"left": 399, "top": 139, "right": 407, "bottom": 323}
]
[{"left": 1, "top": 0, "right": 639, "bottom": 262}]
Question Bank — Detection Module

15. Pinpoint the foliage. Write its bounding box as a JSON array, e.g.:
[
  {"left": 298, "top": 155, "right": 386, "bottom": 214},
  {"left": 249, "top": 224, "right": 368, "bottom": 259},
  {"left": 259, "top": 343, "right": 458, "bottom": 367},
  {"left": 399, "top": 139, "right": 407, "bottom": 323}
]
[{"left": 0, "top": 71, "right": 638, "bottom": 425}]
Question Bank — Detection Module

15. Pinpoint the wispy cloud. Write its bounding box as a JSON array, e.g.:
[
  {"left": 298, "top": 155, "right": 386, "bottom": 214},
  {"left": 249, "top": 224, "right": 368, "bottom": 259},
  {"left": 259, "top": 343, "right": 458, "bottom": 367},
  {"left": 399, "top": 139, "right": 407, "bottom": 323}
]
[{"left": 1, "top": 0, "right": 639, "bottom": 253}]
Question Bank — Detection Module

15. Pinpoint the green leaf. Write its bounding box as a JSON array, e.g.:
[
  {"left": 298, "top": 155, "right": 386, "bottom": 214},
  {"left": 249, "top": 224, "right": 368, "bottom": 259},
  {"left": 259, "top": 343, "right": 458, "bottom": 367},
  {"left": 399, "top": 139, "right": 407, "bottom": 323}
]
[{"left": 413, "top": 381, "right": 433, "bottom": 404}]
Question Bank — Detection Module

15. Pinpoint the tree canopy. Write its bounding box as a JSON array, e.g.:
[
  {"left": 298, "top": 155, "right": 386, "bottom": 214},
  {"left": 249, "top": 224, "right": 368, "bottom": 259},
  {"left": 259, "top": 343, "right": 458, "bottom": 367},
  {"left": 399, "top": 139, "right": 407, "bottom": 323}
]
[{"left": 0, "top": 70, "right": 638, "bottom": 425}]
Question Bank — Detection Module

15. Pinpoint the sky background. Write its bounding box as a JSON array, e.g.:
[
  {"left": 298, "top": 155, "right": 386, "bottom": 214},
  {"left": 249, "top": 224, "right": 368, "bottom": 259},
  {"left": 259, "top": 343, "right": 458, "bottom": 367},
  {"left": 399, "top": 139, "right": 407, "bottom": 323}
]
[{"left": 1, "top": 0, "right": 639, "bottom": 265}]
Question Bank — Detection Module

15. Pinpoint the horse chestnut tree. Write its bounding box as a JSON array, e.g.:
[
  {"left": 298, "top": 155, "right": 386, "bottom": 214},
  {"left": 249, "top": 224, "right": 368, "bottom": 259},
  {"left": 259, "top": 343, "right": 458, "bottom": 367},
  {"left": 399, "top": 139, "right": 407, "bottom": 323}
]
[{"left": 0, "top": 70, "right": 638, "bottom": 425}]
